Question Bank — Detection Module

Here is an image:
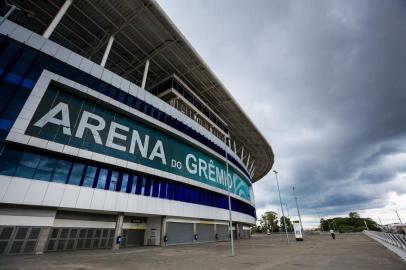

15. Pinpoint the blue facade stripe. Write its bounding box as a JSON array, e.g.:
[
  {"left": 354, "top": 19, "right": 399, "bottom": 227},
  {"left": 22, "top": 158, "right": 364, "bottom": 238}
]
[
  {"left": 0, "top": 119, "right": 13, "bottom": 131},
  {"left": 0, "top": 69, "right": 35, "bottom": 90},
  {"left": 0, "top": 146, "right": 256, "bottom": 218}
]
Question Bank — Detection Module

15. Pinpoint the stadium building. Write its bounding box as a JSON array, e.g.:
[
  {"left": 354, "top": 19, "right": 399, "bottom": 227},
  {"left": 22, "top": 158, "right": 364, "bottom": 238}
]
[{"left": 0, "top": 0, "right": 274, "bottom": 255}]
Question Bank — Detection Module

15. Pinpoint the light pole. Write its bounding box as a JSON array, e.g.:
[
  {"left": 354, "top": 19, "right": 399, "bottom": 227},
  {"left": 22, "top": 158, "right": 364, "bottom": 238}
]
[
  {"left": 285, "top": 203, "right": 291, "bottom": 232},
  {"left": 223, "top": 136, "right": 234, "bottom": 256},
  {"left": 395, "top": 210, "right": 404, "bottom": 225},
  {"left": 273, "top": 170, "right": 289, "bottom": 243},
  {"left": 395, "top": 210, "right": 405, "bottom": 234},
  {"left": 293, "top": 186, "right": 304, "bottom": 234}
]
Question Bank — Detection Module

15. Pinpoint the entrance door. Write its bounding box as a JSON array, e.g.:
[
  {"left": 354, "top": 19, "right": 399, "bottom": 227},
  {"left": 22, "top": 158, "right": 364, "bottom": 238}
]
[{"left": 123, "top": 229, "right": 145, "bottom": 247}]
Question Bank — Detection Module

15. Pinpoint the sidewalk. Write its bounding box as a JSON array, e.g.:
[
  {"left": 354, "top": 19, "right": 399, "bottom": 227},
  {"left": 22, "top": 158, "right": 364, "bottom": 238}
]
[{"left": 0, "top": 233, "right": 405, "bottom": 270}]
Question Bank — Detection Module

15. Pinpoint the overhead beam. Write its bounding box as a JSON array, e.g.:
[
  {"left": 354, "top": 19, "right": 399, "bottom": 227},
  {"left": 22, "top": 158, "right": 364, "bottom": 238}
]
[
  {"left": 141, "top": 60, "right": 150, "bottom": 90},
  {"left": 122, "top": 39, "right": 176, "bottom": 77},
  {"left": 101, "top": 35, "right": 115, "bottom": 67},
  {"left": 43, "top": 0, "right": 72, "bottom": 38}
]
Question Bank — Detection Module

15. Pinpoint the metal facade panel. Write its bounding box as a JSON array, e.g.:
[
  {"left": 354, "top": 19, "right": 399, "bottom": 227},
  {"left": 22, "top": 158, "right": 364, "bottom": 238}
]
[
  {"left": 216, "top": 225, "right": 229, "bottom": 241},
  {"left": 196, "top": 224, "right": 215, "bottom": 243},
  {"left": 166, "top": 222, "right": 193, "bottom": 245}
]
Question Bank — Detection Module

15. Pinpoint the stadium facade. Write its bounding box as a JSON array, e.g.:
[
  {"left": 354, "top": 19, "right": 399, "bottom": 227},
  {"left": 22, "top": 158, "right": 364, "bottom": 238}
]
[{"left": 0, "top": 0, "right": 274, "bottom": 255}]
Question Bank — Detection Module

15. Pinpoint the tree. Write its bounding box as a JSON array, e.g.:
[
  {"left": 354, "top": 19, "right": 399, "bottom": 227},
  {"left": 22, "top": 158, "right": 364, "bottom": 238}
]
[
  {"left": 259, "top": 211, "right": 279, "bottom": 233},
  {"left": 280, "top": 216, "right": 293, "bottom": 232},
  {"left": 349, "top": 212, "right": 360, "bottom": 219},
  {"left": 319, "top": 212, "right": 381, "bottom": 233}
]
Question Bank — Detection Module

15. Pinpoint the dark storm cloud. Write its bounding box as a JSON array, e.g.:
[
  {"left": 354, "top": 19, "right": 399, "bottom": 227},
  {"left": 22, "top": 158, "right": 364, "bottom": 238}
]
[{"left": 157, "top": 0, "right": 406, "bottom": 222}]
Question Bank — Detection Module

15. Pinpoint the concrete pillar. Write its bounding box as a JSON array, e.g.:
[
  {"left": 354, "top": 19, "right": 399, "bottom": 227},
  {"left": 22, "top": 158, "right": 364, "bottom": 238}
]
[
  {"left": 236, "top": 223, "right": 240, "bottom": 240},
  {"left": 35, "top": 227, "right": 51, "bottom": 254},
  {"left": 112, "top": 214, "right": 124, "bottom": 250},
  {"left": 214, "top": 224, "right": 217, "bottom": 241},
  {"left": 160, "top": 217, "right": 167, "bottom": 247}
]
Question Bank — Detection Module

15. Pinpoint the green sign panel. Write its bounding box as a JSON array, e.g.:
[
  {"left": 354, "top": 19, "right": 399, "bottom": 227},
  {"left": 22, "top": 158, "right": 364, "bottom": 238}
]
[{"left": 25, "top": 84, "right": 251, "bottom": 200}]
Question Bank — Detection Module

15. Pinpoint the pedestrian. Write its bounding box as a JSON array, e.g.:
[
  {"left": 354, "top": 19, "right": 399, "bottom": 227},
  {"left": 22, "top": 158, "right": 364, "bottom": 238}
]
[{"left": 330, "top": 229, "right": 335, "bottom": 239}]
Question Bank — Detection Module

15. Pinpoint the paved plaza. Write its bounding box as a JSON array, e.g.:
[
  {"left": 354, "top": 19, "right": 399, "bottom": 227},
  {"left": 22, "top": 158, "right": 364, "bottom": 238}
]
[{"left": 0, "top": 233, "right": 405, "bottom": 270}]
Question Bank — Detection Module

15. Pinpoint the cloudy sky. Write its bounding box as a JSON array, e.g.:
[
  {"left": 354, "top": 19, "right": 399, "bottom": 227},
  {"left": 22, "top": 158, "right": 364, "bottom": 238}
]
[{"left": 157, "top": 0, "right": 406, "bottom": 228}]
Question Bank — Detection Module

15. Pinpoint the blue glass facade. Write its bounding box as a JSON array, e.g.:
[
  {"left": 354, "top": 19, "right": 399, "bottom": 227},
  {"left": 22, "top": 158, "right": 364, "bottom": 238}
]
[
  {"left": 0, "top": 33, "right": 256, "bottom": 219},
  {"left": 0, "top": 146, "right": 255, "bottom": 217}
]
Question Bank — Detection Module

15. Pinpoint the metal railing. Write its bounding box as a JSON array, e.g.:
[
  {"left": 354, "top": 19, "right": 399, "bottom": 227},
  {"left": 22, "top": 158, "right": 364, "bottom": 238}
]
[{"left": 364, "top": 230, "right": 406, "bottom": 250}]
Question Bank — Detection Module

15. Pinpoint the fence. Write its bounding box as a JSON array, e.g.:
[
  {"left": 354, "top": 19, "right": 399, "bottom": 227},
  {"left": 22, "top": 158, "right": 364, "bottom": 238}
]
[{"left": 364, "top": 230, "right": 406, "bottom": 262}]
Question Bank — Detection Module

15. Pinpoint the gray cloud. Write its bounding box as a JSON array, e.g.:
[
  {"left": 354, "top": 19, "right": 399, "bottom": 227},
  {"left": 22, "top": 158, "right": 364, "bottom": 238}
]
[{"left": 157, "top": 0, "right": 406, "bottom": 224}]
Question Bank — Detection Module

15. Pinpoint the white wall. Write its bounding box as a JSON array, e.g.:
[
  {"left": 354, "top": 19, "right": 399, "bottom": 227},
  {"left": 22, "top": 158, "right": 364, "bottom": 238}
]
[
  {"left": 0, "top": 176, "right": 256, "bottom": 225},
  {"left": 0, "top": 205, "right": 56, "bottom": 226}
]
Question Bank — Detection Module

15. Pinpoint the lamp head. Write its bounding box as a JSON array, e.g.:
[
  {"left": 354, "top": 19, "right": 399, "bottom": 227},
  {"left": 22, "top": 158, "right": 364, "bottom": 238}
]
[{"left": 273, "top": 170, "right": 278, "bottom": 174}]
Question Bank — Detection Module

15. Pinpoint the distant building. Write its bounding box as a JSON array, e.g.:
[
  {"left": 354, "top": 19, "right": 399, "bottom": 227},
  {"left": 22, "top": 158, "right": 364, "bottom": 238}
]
[{"left": 386, "top": 223, "right": 406, "bottom": 234}]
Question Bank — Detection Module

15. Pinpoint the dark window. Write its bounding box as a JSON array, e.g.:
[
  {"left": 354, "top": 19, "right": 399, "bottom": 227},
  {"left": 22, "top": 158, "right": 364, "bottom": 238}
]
[
  {"left": 120, "top": 173, "right": 129, "bottom": 192},
  {"left": 152, "top": 178, "right": 159, "bottom": 197},
  {"left": 51, "top": 159, "right": 72, "bottom": 183},
  {"left": 68, "top": 163, "right": 85, "bottom": 185},
  {"left": 167, "top": 182, "right": 174, "bottom": 200},
  {"left": 97, "top": 168, "right": 108, "bottom": 189},
  {"left": 34, "top": 156, "right": 57, "bottom": 181},
  {"left": 15, "top": 152, "right": 40, "bottom": 179},
  {"left": 109, "top": 170, "right": 119, "bottom": 191},
  {"left": 130, "top": 174, "right": 137, "bottom": 193},
  {"left": 135, "top": 174, "right": 142, "bottom": 194},
  {"left": 0, "top": 148, "right": 21, "bottom": 176},
  {"left": 159, "top": 180, "right": 167, "bottom": 198},
  {"left": 82, "top": 165, "right": 97, "bottom": 187},
  {"left": 143, "top": 176, "right": 151, "bottom": 196}
]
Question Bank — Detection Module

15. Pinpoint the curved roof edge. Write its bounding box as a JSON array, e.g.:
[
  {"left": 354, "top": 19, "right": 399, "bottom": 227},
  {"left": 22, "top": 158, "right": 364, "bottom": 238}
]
[{"left": 149, "top": 0, "right": 274, "bottom": 181}]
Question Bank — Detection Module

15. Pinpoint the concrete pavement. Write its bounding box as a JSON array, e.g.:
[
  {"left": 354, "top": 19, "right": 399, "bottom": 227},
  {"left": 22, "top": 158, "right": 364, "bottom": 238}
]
[{"left": 0, "top": 233, "right": 405, "bottom": 270}]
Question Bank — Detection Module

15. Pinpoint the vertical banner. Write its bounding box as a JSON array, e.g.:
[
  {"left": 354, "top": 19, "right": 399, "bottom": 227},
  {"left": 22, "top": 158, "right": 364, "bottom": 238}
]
[{"left": 293, "top": 221, "right": 303, "bottom": 241}]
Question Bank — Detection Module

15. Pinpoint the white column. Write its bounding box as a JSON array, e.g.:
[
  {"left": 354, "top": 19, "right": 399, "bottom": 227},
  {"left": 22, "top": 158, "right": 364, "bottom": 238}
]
[
  {"left": 101, "top": 35, "right": 115, "bottom": 67},
  {"left": 141, "top": 59, "right": 150, "bottom": 90},
  {"left": 43, "top": 0, "right": 73, "bottom": 39},
  {"left": 249, "top": 160, "right": 255, "bottom": 175},
  {"left": 250, "top": 167, "right": 256, "bottom": 178}
]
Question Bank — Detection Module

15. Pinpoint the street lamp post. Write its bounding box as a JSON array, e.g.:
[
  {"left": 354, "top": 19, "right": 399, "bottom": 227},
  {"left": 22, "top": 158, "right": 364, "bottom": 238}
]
[
  {"left": 273, "top": 170, "right": 289, "bottom": 243},
  {"left": 285, "top": 203, "right": 291, "bottom": 232},
  {"left": 395, "top": 210, "right": 405, "bottom": 234},
  {"left": 224, "top": 136, "right": 234, "bottom": 256}
]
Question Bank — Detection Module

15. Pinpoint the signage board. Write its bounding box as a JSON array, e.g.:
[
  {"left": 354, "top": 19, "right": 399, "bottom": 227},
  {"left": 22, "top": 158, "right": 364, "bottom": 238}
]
[{"left": 25, "top": 83, "right": 251, "bottom": 200}]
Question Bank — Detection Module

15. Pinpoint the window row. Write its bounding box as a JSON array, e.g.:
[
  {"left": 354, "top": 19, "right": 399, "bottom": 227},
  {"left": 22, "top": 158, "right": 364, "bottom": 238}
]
[
  {"left": 0, "top": 147, "right": 256, "bottom": 218},
  {"left": 0, "top": 35, "right": 251, "bottom": 181}
]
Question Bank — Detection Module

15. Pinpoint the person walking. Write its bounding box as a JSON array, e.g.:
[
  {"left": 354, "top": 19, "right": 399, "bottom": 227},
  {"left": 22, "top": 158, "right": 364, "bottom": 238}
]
[{"left": 330, "top": 229, "right": 335, "bottom": 239}]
